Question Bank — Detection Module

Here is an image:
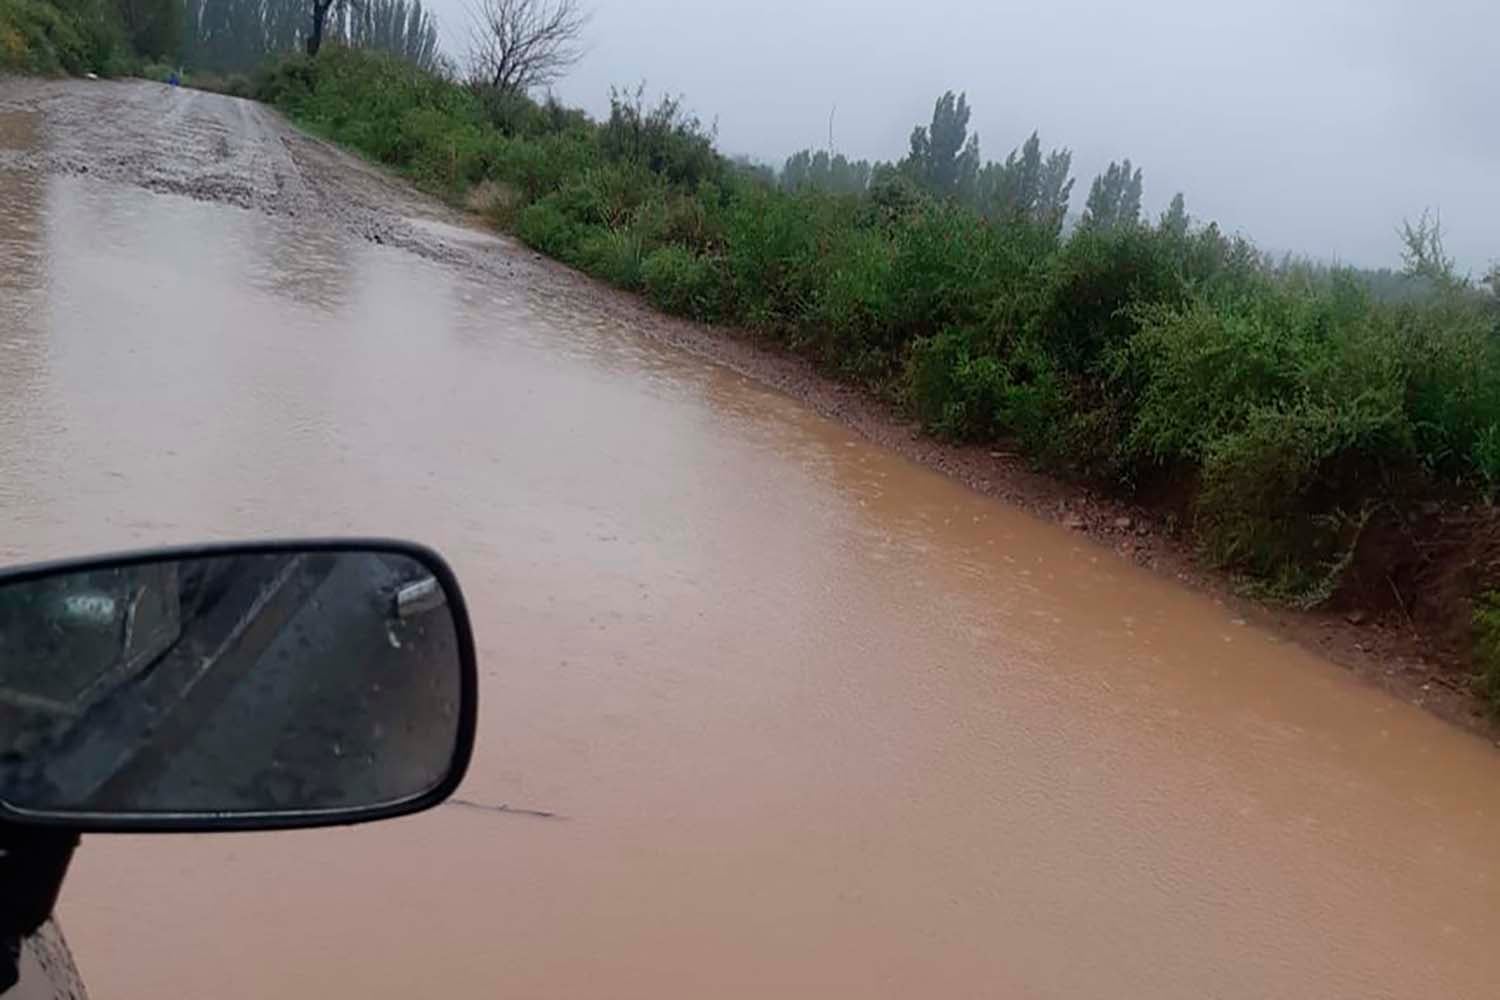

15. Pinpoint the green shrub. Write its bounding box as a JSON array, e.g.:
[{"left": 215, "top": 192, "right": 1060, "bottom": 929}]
[
  {"left": 470, "top": 86, "right": 589, "bottom": 139},
  {"left": 555, "top": 163, "right": 661, "bottom": 229},
  {"left": 253, "top": 52, "right": 317, "bottom": 105},
  {"left": 1473, "top": 592, "right": 1500, "bottom": 710},
  {"left": 471, "top": 85, "right": 547, "bottom": 137},
  {"left": 1399, "top": 299, "right": 1500, "bottom": 482},
  {"left": 1474, "top": 425, "right": 1500, "bottom": 498},
  {"left": 909, "top": 326, "right": 1066, "bottom": 446},
  {"left": 886, "top": 204, "right": 1044, "bottom": 345},
  {"left": 717, "top": 186, "right": 829, "bottom": 331},
  {"left": 1033, "top": 225, "right": 1185, "bottom": 375},
  {"left": 641, "top": 246, "right": 722, "bottom": 320},
  {"left": 488, "top": 131, "right": 598, "bottom": 203},
  {"left": 860, "top": 169, "right": 926, "bottom": 229},
  {"left": 59, "top": 0, "right": 126, "bottom": 72},
  {"left": 909, "top": 328, "right": 1008, "bottom": 439},
  {"left": 257, "top": 47, "right": 478, "bottom": 164},
  {"left": 0, "top": 0, "right": 78, "bottom": 72},
  {"left": 1122, "top": 297, "right": 1322, "bottom": 466},
  {"left": 630, "top": 191, "right": 719, "bottom": 253},
  {"left": 599, "top": 85, "right": 720, "bottom": 188},
  {"left": 394, "top": 107, "right": 495, "bottom": 192},
  {"left": 514, "top": 196, "right": 591, "bottom": 264},
  {"left": 800, "top": 225, "right": 897, "bottom": 378},
  {"left": 576, "top": 227, "right": 646, "bottom": 289},
  {"left": 1193, "top": 391, "right": 1406, "bottom": 592},
  {"left": 0, "top": 0, "right": 127, "bottom": 74}
]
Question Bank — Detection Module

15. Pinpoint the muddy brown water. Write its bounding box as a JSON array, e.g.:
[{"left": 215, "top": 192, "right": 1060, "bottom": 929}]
[{"left": 2, "top": 79, "right": 1499, "bottom": 998}]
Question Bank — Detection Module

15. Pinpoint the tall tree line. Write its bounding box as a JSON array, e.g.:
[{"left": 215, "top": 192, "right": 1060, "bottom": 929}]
[
  {"left": 973, "top": 131, "right": 1073, "bottom": 236},
  {"left": 780, "top": 149, "right": 873, "bottom": 195},
  {"left": 902, "top": 91, "right": 981, "bottom": 201},
  {"left": 775, "top": 90, "right": 1198, "bottom": 241},
  {"left": 1079, "top": 158, "right": 1143, "bottom": 231},
  {"left": 777, "top": 91, "right": 1101, "bottom": 239},
  {"left": 181, "top": 0, "right": 299, "bottom": 71},
  {"left": 341, "top": 0, "right": 439, "bottom": 68},
  {"left": 117, "top": 0, "right": 184, "bottom": 59},
  {"left": 176, "top": 0, "right": 440, "bottom": 72},
  {"left": 898, "top": 91, "right": 1076, "bottom": 235}
]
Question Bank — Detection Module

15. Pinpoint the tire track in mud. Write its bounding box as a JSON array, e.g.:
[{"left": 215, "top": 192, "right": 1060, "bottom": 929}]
[
  {"left": 2, "top": 78, "right": 709, "bottom": 310},
  {"left": 1, "top": 77, "right": 459, "bottom": 253}
]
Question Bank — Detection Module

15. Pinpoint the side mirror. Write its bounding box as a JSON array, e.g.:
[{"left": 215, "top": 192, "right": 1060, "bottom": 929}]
[{"left": 0, "top": 540, "right": 476, "bottom": 831}]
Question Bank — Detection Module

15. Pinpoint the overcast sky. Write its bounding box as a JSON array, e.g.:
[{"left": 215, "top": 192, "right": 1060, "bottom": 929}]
[{"left": 429, "top": 0, "right": 1495, "bottom": 271}]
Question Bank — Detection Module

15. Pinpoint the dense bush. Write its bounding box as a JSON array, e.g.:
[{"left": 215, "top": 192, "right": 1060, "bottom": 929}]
[
  {"left": 1474, "top": 593, "right": 1500, "bottom": 708},
  {"left": 258, "top": 48, "right": 1500, "bottom": 632},
  {"left": 641, "top": 246, "right": 722, "bottom": 320},
  {"left": 598, "top": 85, "right": 720, "bottom": 188},
  {"left": 514, "top": 195, "right": 587, "bottom": 264},
  {"left": 909, "top": 326, "right": 1065, "bottom": 449},
  {"left": 577, "top": 227, "right": 645, "bottom": 289},
  {"left": 909, "top": 328, "right": 1013, "bottom": 439},
  {"left": 255, "top": 49, "right": 475, "bottom": 160},
  {"left": 0, "top": 0, "right": 129, "bottom": 74}
]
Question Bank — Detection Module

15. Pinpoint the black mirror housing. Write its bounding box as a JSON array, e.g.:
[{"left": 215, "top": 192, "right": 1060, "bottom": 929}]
[{"left": 0, "top": 539, "right": 477, "bottom": 833}]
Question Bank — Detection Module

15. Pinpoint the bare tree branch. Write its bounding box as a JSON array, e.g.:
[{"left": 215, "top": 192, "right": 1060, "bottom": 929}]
[{"left": 465, "top": 0, "right": 590, "bottom": 94}]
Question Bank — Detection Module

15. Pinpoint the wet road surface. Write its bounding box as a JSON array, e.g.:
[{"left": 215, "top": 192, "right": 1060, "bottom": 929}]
[{"left": 2, "top": 78, "right": 1500, "bottom": 998}]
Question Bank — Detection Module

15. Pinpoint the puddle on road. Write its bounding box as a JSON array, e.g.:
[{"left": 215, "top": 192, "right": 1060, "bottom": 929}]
[{"left": 0, "top": 112, "right": 1495, "bottom": 998}]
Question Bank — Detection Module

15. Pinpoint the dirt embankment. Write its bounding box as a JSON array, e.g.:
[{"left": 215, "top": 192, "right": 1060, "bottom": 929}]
[{"left": 6, "top": 76, "right": 1496, "bottom": 739}]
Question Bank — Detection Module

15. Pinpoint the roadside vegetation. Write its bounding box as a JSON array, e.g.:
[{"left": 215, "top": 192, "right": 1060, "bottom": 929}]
[
  {"left": 0, "top": 0, "right": 134, "bottom": 74},
  {"left": 1475, "top": 592, "right": 1500, "bottom": 706},
  {"left": 253, "top": 47, "right": 1500, "bottom": 699},
  {"left": 8, "top": 0, "right": 1500, "bottom": 708}
]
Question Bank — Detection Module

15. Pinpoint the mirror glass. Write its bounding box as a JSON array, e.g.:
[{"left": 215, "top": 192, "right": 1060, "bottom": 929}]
[{"left": 0, "top": 548, "right": 465, "bottom": 818}]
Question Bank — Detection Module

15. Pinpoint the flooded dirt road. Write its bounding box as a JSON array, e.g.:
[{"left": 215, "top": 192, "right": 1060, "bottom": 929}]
[{"left": 3, "top": 79, "right": 1500, "bottom": 998}]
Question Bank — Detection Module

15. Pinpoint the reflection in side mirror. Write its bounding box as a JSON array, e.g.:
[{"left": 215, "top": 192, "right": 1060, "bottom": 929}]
[{"left": 0, "top": 542, "right": 476, "bottom": 830}]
